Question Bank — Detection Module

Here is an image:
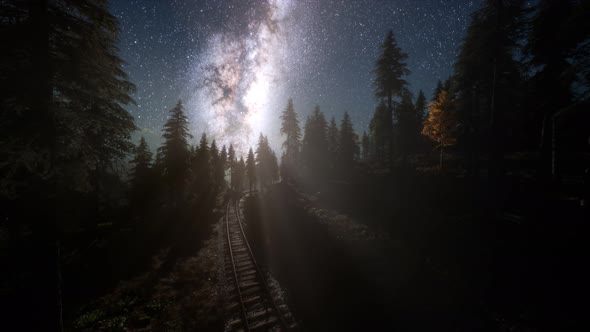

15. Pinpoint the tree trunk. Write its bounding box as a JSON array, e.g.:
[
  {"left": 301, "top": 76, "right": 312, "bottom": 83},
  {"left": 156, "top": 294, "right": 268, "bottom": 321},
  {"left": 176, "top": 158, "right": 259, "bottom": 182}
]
[{"left": 439, "top": 147, "right": 444, "bottom": 169}]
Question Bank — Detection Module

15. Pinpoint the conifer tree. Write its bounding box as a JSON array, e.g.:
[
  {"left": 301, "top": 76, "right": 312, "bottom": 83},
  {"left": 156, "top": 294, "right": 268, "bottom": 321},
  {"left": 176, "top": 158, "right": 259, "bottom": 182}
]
[
  {"left": 159, "top": 100, "right": 192, "bottom": 196},
  {"left": 327, "top": 116, "right": 340, "bottom": 170},
  {"left": 361, "top": 131, "right": 370, "bottom": 160},
  {"left": 338, "top": 112, "right": 358, "bottom": 172},
  {"left": 369, "top": 101, "right": 389, "bottom": 162},
  {"left": 453, "top": 0, "right": 529, "bottom": 178},
  {"left": 210, "top": 140, "right": 220, "bottom": 188},
  {"left": 129, "top": 136, "right": 153, "bottom": 188},
  {"left": 526, "top": 0, "right": 589, "bottom": 176},
  {"left": 397, "top": 91, "right": 417, "bottom": 161},
  {"left": 255, "top": 134, "right": 274, "bottom": 188},
  {"left": 227, "top": 144, "right": 236, "bottom": 178},
  {"left": 372, "top": 30, "right": 410, "bottom": 165},
  {"left": 217, "top": 145, "right": 228, "bottom": 188},
  {"left": 191, "top": 133, "right": 211, "bottom": 195},
  {"left": 246, "top": 148, "right": 256, "bottom": 192},
  {"left": 415, "top": 90, "right": 427, "bottom": 127},
  {"left": 280, "top": 98, "right": 301, "bottom": 179},
  {"left": 233, "top": 157, "right": 246, "bottom": 191},
  {"left": 301, "top": 106, "right": 328, "bottom": 178}
]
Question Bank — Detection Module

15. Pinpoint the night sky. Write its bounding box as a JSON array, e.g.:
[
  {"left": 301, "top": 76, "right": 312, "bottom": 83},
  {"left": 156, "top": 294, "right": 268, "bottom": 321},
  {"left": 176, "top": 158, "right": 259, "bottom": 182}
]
[{"left": 111, "top": 0, "right": 480, "bottom": 154}]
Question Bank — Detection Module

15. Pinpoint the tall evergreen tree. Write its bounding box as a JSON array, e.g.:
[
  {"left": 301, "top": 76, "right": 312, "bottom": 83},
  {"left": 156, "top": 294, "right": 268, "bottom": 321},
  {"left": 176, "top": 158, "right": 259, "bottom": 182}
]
[
  {"left": 526, "top": 0, "right": 590, "bottom": 176},
  {"left": 361, "top": 131, "right": 370, "bottom": 160},
  {"left": 255, "top": 134, "right": 275, "bottom": 188},
  {"left": 372, "top": 30, "right": 410, "bottom": 165},
  {"left": 453, "top": 0, "right": 529, "bottom": 178},
  {"left": 397, "top": 91, "right": 418, "bottom": 161},
  {"left": 280, "top": 98, "right": 301, "bottom": 179},
  {"left": 338, "top": 112, "right": 358, "bottom": 172},
  {"left": 129, "top": 136, "right": 153, "bottom": 188},
  {"left": 231, "top": 155, "right": 245, "bottom": 192},
  {"left": 191, "top": 133, "right": 211, "bottom": 196},
  {"left": 217, "top": 145, "right": 228, "bottom": 188},
  {"left": 159, "top": 100, "right": 192, "bottom": 201},
  {"left": 415, "top": 89, "right": 427, "bottom": 126},
  {"left": 369, "top": 101, "right": 389, "bottom": 162},
  {"left": 1, "top": 0, "right": 137, "bottom": 198},
  {"left": 0, "top": 1, "right": 136, "bottom": 329},
  {"left": 209, "top": 139, "right": 220, "bottom": 188},
  {"left": 301, "top": 106, "right": 329, "bottom": 178},
  {"left": 327, "top": 116, "right": 340, "bottom": 170},
  {"left": 246, "top": 148, "right": 256, "bottom": 192}
]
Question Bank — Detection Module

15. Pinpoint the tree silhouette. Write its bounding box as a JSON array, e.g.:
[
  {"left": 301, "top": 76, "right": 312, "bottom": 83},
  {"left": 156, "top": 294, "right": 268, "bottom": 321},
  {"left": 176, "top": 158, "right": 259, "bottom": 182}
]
[
  {"left": 280, "top": 98, "right": 301, "bottom": 180},
  {"left": 0, "top": 1, "right": 136, "bottom": 329},
  {"left": 246, "top": 148, "right": 256, "bottom": 192},
  {"left": 191, "top": 133, "right": 211, "bottom": 198},
  {"left": 453, "top": 0, "right": 528, "bottom": 179},
  {"left": 159, "top": 100, "right": 192, "bottom": 200},
  {"left": 338, "top": 112, "right": 359, "bottom": 173},
  {"left": 327, "top": 116, "right": 340, "bottom": 171},
  {"left": 369, "top": 101, "right": 389, "bottom": 162},
  {"left": 372, "top": 30, "right": 410, "bottom": 165},
  {"left": 129, "top": 137, "right": 153, "bottom": 189},
  {"left": 255, "top": 134, "right": 275, "bottom": 188},
  {"left": 361, "top": 131, "right": 370, "bottom": 160},
  {"left": 526, "top": 0, "right": 589, "bottom": 178},
  {"left": 422, "top": 90, "right": 457, "bottom": 168},
  {"left": 301, "top": 106, "right": 329, "bottom": 178},
  {"left": 217, "top": 145, "right": 228, "bottom": 188},
  {"left": 397, "top": 90, "right": 417, "bottom": 163},
  {"left": 231, "top": 156, "right": 246, "bottom": 192}
]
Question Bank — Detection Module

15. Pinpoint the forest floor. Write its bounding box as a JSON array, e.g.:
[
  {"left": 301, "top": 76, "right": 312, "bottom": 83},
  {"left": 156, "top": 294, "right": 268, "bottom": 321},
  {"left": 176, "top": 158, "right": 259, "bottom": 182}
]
[
  {"left": 244, "top": 177, "right": 588, "bottom": 332},
  {"left": 64, "top": 203, "right": 226, "bottom": 331}
]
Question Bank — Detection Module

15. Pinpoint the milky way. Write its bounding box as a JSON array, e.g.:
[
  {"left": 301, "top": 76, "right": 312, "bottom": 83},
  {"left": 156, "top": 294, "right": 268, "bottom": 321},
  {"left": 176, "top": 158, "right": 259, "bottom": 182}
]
[
  {"left": 186, "top": 0, "right": 297, "bottom": 153},
  {"left": 112, "top": 0, "right": 479, "bottom": 155}
]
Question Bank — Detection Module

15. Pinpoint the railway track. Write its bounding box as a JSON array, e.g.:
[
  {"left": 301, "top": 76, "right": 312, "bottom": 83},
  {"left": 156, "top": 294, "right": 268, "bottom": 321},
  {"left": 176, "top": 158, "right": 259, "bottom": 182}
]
[{"left": 224, "top": 196, "right": 291, "bottom": 331}]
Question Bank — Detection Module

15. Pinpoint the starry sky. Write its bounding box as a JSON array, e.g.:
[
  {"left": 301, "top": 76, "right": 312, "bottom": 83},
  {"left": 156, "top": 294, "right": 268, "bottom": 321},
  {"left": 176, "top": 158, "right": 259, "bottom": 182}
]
[{"left": 111, "top": 0, "right": 480, "bottom": 154}]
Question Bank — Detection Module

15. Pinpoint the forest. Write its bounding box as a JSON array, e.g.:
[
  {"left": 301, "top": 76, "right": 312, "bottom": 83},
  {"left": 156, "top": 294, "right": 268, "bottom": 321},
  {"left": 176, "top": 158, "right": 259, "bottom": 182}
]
[{"left": 1, "top": 0, "right": 589, "bottom": 331}]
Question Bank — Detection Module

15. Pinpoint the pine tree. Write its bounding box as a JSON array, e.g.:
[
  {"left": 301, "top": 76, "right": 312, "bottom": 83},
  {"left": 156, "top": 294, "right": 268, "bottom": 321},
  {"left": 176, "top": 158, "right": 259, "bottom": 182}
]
[
  {"left": 372, "top": 30, "right": 410, "bottom": 165},
  {"left": 0, "top": 1, "right": 136, "bottom": 328},
  {"left": 415, "top": 90, "right": 427, "bottom": 126},
  {"left": 255, "top": 134, "right": 274, "bottom": 188},
  {"left": 270, "top": 151, "right": 280, "bottom": 183},
  {"left": 233, "top": 157, "right": 246, "bottom": 191},
  {"left": 159, "top": 100, "right": 192, "bottom": 198},
  {"left": 327, "top": 116, "right": 340, "bottom": 170},
  {"left": 217, "top": 145, "right": 228, "bottom": 188},
  {"left": 526, "top": 0, "right": 589, "bottom": 177},
  {"left": 280, "top": 98, "right": 301, "bottom": 180},
  {"left": 338, "top": 112, "right": 358, "bottom": 172},
  {"left": 301, "top": 106, "right": 328, "bottom": 178},
  {"left": 361, "top": 131, "right": 370, "bottom": 160},
  {"left": 369, "top": 101, "right": 389, "bottom": 162},
  {"left": 191, "top": 133, "right": 211, "bottom": 196},
  {"left": 397, "top": 91, "right": 417, "bottom": 161},
  {"left": 129, "top": 137, "right": 153, "bottom": 188},
  {"left": 210, "top": 140, "right": 220, "bottom": 188},
  {"left": 246, "top": 148, "right": 256, "bottom": 192},
  {"left": 453, "top": 0, "right": 529, "bottom": 178},
  {"left": 422, "top": 90, "right": 457, "bottom": 168},
  {"left": 1, "top": 0, "right": 137, "bottom": 197}
]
